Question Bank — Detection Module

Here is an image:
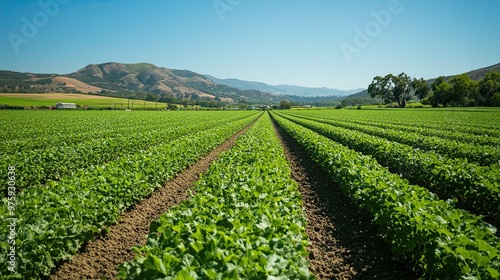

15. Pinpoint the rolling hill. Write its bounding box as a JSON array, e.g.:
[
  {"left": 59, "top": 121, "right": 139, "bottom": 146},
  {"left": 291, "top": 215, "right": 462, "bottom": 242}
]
[
  {"left": 0, "top": 63, "right": 287, "bottom": 104},
  {"left": 425, "top": 63, "right": 500, "bottom": 85},
  {"left": 68, "top": 62, "right": 286, "bottom": 103}
]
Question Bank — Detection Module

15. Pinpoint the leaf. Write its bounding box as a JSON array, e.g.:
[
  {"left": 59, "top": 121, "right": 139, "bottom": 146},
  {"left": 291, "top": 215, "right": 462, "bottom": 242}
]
[
  {"left": 256, "top": 214, "right": 270, "bottom": 231},
  {"left": 176, "top": 269, "right": 195, "bottom": 280},
  {"left": 487, "top": 267, "right": 500, "bottom": 279},
  {"left": 189, "top": 241, "right": 204, "bottom": 254}
]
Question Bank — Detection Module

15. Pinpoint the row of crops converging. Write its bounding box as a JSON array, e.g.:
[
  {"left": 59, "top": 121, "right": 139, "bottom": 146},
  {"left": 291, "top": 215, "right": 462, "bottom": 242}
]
[
  {"left": 271, "top": 110, "right": 500, "bottom": 279},
  {"left": 1, "top": 111, "right": 261, "bottom": 278},
  {"left": 1, "top": 109, "right": 500, "bottom": 279}
]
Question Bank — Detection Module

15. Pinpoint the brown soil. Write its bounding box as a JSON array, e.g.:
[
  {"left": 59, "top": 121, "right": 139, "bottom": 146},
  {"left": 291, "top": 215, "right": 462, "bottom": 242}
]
[
  {"left": 49, "top": 119, "right": 257, "bottom": 280},
  {"left": 271, "top": 116, "right": 420, "bottom": 280}
]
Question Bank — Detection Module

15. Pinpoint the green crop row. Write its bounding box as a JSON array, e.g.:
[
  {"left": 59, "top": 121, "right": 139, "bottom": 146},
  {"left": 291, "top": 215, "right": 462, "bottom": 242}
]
[
  {"left": 0, "top": 111, "right": 142, "bottom": 150},
  {"left": 1, "top": 112, "right": 257, "bottom": 195},
  {"left": 300, "top": 109, "right": 500, "bottom": 137},
  {"left": 118, "top": 114, "right": 312, "bottom": 279},
  {"left": 0, "top": 111, "right": 257, "bottom": 155},
  {"left": 276, "top": 112, "right": 500, "bottom": 221},
  {"left": 0, "top": 114, "right": 259, "bottom": 279},
  {"left": 272, "top": 113, "right": 500, "bottom": 279},
  {"left": 282, "top": 112, "right": 500, "bottom": 166},
  {"left": 286, "top": 111, "right": 500, "bottom": 147}
]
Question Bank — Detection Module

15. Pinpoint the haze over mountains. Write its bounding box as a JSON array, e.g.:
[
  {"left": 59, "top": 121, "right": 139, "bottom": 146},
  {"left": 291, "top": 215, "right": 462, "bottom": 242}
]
[{"left": 204, "top": 75, "right": 363, "bottom": 97}]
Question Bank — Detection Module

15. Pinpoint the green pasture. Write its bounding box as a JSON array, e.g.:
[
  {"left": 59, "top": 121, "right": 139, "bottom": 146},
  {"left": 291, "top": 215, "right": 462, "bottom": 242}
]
[{"left": 0, "top": 93, "right": 170, "bottom": 109}]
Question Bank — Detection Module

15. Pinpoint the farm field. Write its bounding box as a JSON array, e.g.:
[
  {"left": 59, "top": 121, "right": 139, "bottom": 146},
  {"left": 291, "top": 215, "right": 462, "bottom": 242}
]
[
  {"left": 0, "top": 93, "right": 170, "bottom": 109},
  {"left": 1, "top": 108, "right": 500, "bottom": 279}
]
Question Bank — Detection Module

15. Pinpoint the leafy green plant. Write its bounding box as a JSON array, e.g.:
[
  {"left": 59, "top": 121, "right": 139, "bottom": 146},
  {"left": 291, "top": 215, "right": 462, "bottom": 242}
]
[
  {"left": 0, "top": 112, "right": 259, "bottom": 279},
  {"left": 282, "top": 111, "right": 500, "bottom": 166},
  {"left": 300, "top": 112, "right": 500, "bottom": 146},
  {"left": 276, "top": 112, "right": 500, "bottom": 221},
  {"left": 118, "top": 114, "right": 313, "bottom": 279},
  {"left": 272, "top": 113, "right": 500, "bottom": 279},
  {"left": 0, "top": 111, "right": 257, "bottom": 195}
]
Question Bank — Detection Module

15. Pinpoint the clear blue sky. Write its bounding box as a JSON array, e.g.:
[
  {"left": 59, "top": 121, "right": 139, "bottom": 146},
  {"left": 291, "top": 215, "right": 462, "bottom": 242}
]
[{"left": 0, "top": 0, "right": 499, "bottom": 89}]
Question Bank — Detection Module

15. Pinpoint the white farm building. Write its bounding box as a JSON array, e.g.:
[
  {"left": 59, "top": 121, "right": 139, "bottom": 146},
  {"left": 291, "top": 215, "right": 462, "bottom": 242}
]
[{"left": 56, "top": 102, "right": 77, "bottom": 109}]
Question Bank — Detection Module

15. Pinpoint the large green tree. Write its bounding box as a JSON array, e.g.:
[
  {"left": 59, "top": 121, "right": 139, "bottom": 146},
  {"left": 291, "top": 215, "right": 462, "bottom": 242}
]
[
  {"left": 368, "top": 73, "right": 428, "bottom": 108},
  {"left": 477, "top": 71, "right": 500, "bottom": 106},
  {"left": 448, "top": 74, "right": 477, "bottom": 106},
  {"left": 279, "top": 100, "right": 292, "bottom": 109},
  {"left": 368, "top": 75, "right": 394, "bottom": 105},
  {"left": 411, "top": 77, "right": 430, "bottom": 99},
  {"left": 428, "top": 76, "right": 453, "bottom": 107},
  {"left": 392, "top": 73, "right": 413, "bottom": 108}
]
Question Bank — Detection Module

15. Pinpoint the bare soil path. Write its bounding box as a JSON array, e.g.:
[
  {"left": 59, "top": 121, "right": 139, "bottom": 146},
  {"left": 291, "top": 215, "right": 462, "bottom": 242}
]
[
  {"left": 271, "top": 116, "right": 420, "bottom": 279},
  {"left": 49, "top": 120, "right": 257, "bottom": 280}
]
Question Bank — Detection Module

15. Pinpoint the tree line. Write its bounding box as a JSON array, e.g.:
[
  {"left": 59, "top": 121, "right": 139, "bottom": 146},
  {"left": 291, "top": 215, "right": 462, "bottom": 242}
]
[{"left": 368, "top": 71, "right": 500, "bottom": 108}]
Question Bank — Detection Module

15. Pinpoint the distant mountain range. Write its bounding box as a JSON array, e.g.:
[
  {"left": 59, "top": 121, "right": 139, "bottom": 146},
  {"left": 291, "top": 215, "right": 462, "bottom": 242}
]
[
  {"left": 0, "top": 62, "right": 284, "bottom": 104},
  {"left": 1, "top": 62, "right": 498, "bottom": 105},
  {"left": 204, "top": 75, "right": 363, "bottom": 97},
  {"left": 0, "top": 62, "right": 350, "bottom": 104}
]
